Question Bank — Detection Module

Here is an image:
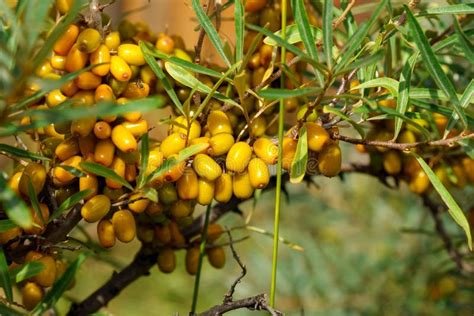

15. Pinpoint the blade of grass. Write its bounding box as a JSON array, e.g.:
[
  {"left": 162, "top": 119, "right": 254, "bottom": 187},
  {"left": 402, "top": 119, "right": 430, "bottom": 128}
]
[{"left": 191, "top": 0, "right": 232, "bottom": 67}]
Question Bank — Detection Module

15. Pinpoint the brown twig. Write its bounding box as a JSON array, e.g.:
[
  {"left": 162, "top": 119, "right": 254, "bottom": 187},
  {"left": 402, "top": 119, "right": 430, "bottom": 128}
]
[
  {"left": 422, "top": 195, "right": 474, "bottom": 274},
  {"left": 197, "top": 293, "right": 283, "bottom": 316},
  {"left": 333, "top": 132, "right": 474, "bottom": 151},
  {"left": 223, "top": 230, "right": 247, "bottom": 304},
  {"left": 332, "top": 0, "right": 356, "bottom": 29}
]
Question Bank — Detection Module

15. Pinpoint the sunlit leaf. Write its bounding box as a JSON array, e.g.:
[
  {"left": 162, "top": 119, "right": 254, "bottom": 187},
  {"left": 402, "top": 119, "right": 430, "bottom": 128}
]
[
  {"left": 258, "top": 87, "right": 322, "bottom": 99},
  {"left": 290, "top": 126, "right": 308, "bottom": 184},
  {"left": 51, "top": 190, "right": 92, "bottom": 221},
  {"left": 234, "top": 0, "right": 244, "bottom": 62},
  {"left": 80, "top": 162, "right": 133, "bottom": 191},
  {"left": 10, "top": 261, "right": 45, "bottom": 283},
  {"left": 322, "top": 0, "right": 333, "bottom": 68},
  {"left": 350, "top": 77, "right": 399, "bottom": 96},
  {"left": 418, "top": 4, "right": 474, "bottom": 16}
]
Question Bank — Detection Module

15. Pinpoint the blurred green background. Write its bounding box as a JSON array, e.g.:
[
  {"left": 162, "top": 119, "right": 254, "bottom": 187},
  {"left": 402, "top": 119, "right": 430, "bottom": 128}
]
[{"left": 54, "top": 144, "right": 474, "bottom": 315}]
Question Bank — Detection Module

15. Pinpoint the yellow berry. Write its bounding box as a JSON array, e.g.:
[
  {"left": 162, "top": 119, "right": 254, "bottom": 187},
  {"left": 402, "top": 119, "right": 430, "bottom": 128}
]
[
  {"left": 214, "top": 173, "right": 233, "bottom": 203},
  {"left": 207, "top": 110, "right": 232, "bottom": 135},
  {"left": 19, "top": 162, "right": 47, "bottom": 197},
  {"left": 207, "top": 246, "right": 226, "bottom": 269},
  {"left": 177, "top": 167, "right": 199, "bottom": 200},
  {"left": 197, "top": 177, "right": 215, "bottom": 205},
  {"left": 172, "top": 116, "right": 201, "bottom": 140},
  {"left": 248, "top": 157, "right": 270, "bottom": 189},
  {"left": 383, "top": 150, "right": 402, "bottom": 175},
  {"left": 54, "top": 24, "right": 79, "bottom": 55},
  {"left": 208, "top": 133, "right": 235, "bottom": 156},
  {"left": 193, "top": 154, "right": 222, "bottom": 181},
  {"left": 226, "top": 142, "right": 252, "bottom": 173},
  {"left": 253, "top": 137, "right": 278, "bottom": 165},
  {"left": 318, "top": 143, "right": 342, "bottom": 177},
  {"left": 110, "top": 55, "right": 132, "bottom": 82},
  {"left": 306, "top": 122, "right": 329, "bottom": 152},
  {"left": 157, "top": 248, "right": 176, "bottom": 273},
  {"left": 90, "top": 44, "right": 111, "bottom": 76},
  {"left": 81, "top": 195, "right": 111, "bottom": 223},
  {"left": 233, "top": 172, "right": 254, "bottom": 199},
  {"left": 97, "top": 219, "right": 116, "bottom": 248},
  {"left": 112, "top": 210, "right": 136, "bottom": 243},
  {"left": 185, "top": 247, "right": 200, "bottom": 275},
  {"left": 76, "top": 28, "right": 101, "bottom": 53},
  {"left": 117, "top": 43, "right": 145, "bottom": 66},
  {"left": 21, "top": 282, "right": 44, "bottom": 311},
  {"left": 112, "top": 125, "right": 138, "bottom": 153},
  {"left": 33, "top": 255, "right": 57, "bottom": 287},
  {"left": 160, "top": 132, "right": 187, "bottom": 158}
]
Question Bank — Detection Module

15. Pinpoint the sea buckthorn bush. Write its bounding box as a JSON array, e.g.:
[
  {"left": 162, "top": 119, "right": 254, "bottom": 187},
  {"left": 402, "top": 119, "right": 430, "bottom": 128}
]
[{"left": 0, "top": 0, "right": 473, "bottom": 315}]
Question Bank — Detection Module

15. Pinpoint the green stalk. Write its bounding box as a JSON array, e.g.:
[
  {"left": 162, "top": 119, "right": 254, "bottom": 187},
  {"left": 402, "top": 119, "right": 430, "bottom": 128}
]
[
  {"left": 190, "top": 203, "right": 212, "bottom": 314},
  {"left": 270, "top": 0, "right": 287, "bottom": 308}
]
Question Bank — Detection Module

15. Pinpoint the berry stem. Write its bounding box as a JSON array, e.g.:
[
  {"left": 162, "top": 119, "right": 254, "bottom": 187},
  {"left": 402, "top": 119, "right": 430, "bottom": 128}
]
[
  {"left": 270, "top": 0, "right": 288, "bottom": 308},
  {"left": 190, "top": 203, "right": 213, "bottom": 314}
]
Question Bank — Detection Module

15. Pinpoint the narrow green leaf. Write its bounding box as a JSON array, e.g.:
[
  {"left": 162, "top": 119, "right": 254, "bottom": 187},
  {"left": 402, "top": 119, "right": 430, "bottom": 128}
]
[
  {"left": 0, "top": 177, "right": 32, "bottom": 229},
  {"left": 454, "top": 19, "right": 474, "bottom": 65},
  {"left": 258, "top": 87, "right": 322, "bottom": 99},
  {"left": 395, "top": 52, "right": 418, "bottom": 139},
  {"left": 234, "top": 0, "right": 244, "bottom": 62},
  {"left": 323, "top": 106, "right": 366, "bottom": 138},
  {"left": 432, "top": 29, "right": 474, "bottom": 53},
  {"left": 0, "top": 144, "right": 50, "bottom": 161},
  {"left": 263, "top": 23, "right": 320, "bottom": 46},
  {"left": 246, "top": 226, "right": 304, "bottom": 252},
  {"left": 405, "top": 6, "right": 467, "bottom": 130},
  {"left": 51, "top": 190, "right": 92, "bottom": 221},
  {"left": 413, "top": 154, "right": 472, "bottom": 250},
  {"left": 137, "top": 133, "right": 149, "bottom": 188},
  {"left": 141, "top": 187, "right": 158, "bottom": 203},
  {"left": 10, "top": 261, "right": 45, "bottom": 283},
  {"left": 140, "top": 42, "right": 184, "bottom": 116},
  {"left": 33, "top": 253, "right": 88, "bottom": 314},
  {"left": 0, "top": 220, "right": 18, "bottom": 233},
  {"left": 146, "top": 143, "right": 209, "bottom": 184},
  {"left": 28, "top": 181, "right": 44, "bottom": 224},
  {"left": 24, "top": 0, "right": 54, "bottom": 52},
  {"left": 418, "top": 4, "right": 474, "bottom": 16},
  {"left": 409, "top": 88, "right": 469, "bottom": 102},
  {"left": 0, "top": 247, "right": 13, "bottom": 302},
  {"left": 322, "top": 0, "right": 333, "bottom": 68},
  {"left": 164, "top": 61, "right": 240, "bottom": 107},
  {"left": 350, "top": 77, "right": 399, "bottom": 96},
  {"left": 57, "top": 165, "right": 86, "bottom": 178},
  {"left": 336, "top": 49, "right": 385, "bottom": 75},
  {"left": 293, "top": 1, "right": 324, "bottom": 85},
  {"left": 446, "top": 79, "right": 474, "bottom": 136},
  {"left": 458, "top": 139, "right": 474, "bottom": 159},
  {"left": 191, "top": 0, "right": 231, "bottom": 67},
  {"left": 80, "top": 162, "right": 133, "bottom": 191},
  {"left": 290, "top": 126, "right": 308, "bottom": 184},
  {"left": 335, "top": 0, "right": 388, "bottom": 72}
]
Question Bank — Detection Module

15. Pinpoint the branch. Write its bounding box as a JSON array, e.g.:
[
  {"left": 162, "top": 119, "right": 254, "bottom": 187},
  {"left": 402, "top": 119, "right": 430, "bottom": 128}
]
[
  {"left": 333, "top": 132, "right": 474, "bottom": 151},
  {"left": 422, "top": 195, "right": 474, "bottom": 274},
  {"left": 196, "top": 293, "right": 283, "bottom": 316},
  {"left": 223, "top": 230, "right": 246, "bottom": 304}
]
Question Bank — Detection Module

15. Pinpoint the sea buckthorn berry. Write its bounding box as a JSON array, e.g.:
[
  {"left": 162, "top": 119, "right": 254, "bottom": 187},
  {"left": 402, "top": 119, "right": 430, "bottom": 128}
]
[
  {"left": 250, "top": 116, "right": 267, "bottom": 137},
  {"left": 93, "top": 121, "right": 112, "bottom": 139},
  {"left": 90, "top": 44, "right": 111, "bottom": 76},
  {"left": 122, "top": 120, "right": 148, "bottom": 138},
  {"left": 284, "top": 97, "right": 299, "bottom": 112},
  {"left": 129, "top": 194, "right": 150, "bottom": 214},
  {"left": 146, "top": 150, "right": 164, "bottom": 176},
  {"left": 103, "top": 187, "right": 125, "bottom": 202},
  {"left": 54, "top": 24, "right": 79, "bottom": 55},
  {"left": 25, "top": 203, "right": 49, "bottom": 235},
  {"left": 248, "top": 158, "right": 270, "bottom": 189},
  {"left": 409, "top": 170, "right": 430, "bottom": 194},
  {"left": 169, "top": 221, "right": 186, "bottom": 247},
  {"left": 156, "top": 34, "right": 175, "bottom": 54},
  {"left": 137, "top": 225, "right": 155, "bottom": 243},
  {"left": 112, "top": 210, "right": 136, "bottom": 243},
  {"left": 193, "top": 154, "right": 222, "bottom": 181},
  {"left": 297, "top": 105, "right": 318, "bottom": 122},
  {"left": 318, "top": 143, "right": 342, "bottom": 177},
  {"left": 71, "top": 116, "right": 96, "bottom": 137},
  {"left": 94, "top": 84, "right": 115, "bottom": 103},
  {"left": 172, "top": 116, "right": 201, "bottom": 140},
  {"left": 146, "top": 202, "right": 164, "bottom": 217},
  {"left": 163, "top": 156, "right": 185, "bottom": 182},
  {"left": 125, "top": 164, "right": 137, "bottom": 182},
  {"left": 0, "top": 227, "right": 22, "bottom": 244},
  {"left": 207, "top": 246, "right": 226, "bottom": 269},
  {"left": 226, "top": 142, "right": 252, "bottom": 173},
  {"left": 81, "top": 195, "right": 111, "bottom": 223},
  {"left": 209, "top": 133, "right": 235, "bottom": 156},
  {"left": 72, "top": 90, "right": 95, "bottom": 106},
  {"left": 121, "top": 82, "right": 149, "bottom": 101},
  {"left": 452, "top": 164, "right": 467, "bottom": 188},
  {"left": 383, "top": 150, "right": 402, "bottom": 175},
  {"left": 434, "top": 166, "right": 450, "bottom": 188},
  {"left": 56, "top": 0, "right": 74, "bottom": 14},
  {"left": 106, "top": 157, "right": 126, "bottom": 189},
  {"left": 97, "top": 219, "right": 116, "bottom": 248},
  {"left": 46, "top": 89, "right": 67, "bottom": 107},
  {"left": 79, "top": 173, "right": 98, "bottom": 200},
  {"left": 76, "top": 28, "right": 101, "bottom": 53},
  {"left": 140, "top": 66, "right": 156, "bottom": 86},
  {"left": 171, "top": 200, "right": 193, "bottom": 219},
  {"left": 282, "top": 137, "right": 297, "bottom": 170},
  {"left": 205, "top": 224, "right": 224, "bottom": 243},
  {"left": 32, "top": 255, "right": 56, "bottom": 287},
  {"left": 160, "top": 132, "right": 186, "bottom": 158},
  {"left": 214, "top": 173, "right": 233, "bottom": 203},
  {"left": 207, "top": 110, "right": 232, "bottom": 135},
  {"left": 7, "top": 171, "right": 22, "bottom": 196},
  {"left": 105, "top": 31, "right": 121, "bottom": 50},
  {"left": 306, "top": 122, "right": 330, "bottom": 152},
  {"left": 118, "top": 44, "right": 145, "bottom": 66},
  {"left": 197, "top": 177, "right": 215, "bottom": 205},
  {"left": 55, "top": 137, "right": 79, "bottom": 161},
  {"left": 112, "top": 125, "right": 138, "bottom": 153},
  {"left": 177, "top": 167, "right": 199, "bottom": 200},
  {"left": 253, "top": 137, "right": 278, "bottom": 165},
  {"left": 21, "top": 282, "right": 44, "bottom": 311},
  {"left": 61, "top": 80, "right": 78, "bottom": 97},
  {"left": 233, "top": 172, "right": 254, "bottom": 199},
  {"left": 19, "top": 162, "right": 47, "bottom": 197},
  {"left": 157, "top": 248, "right": 176, "bottom": 273},
  {"left": 462, "top": 157, "right": 474, "bottom": 182},
  {"left": 174, "top": 48, "right": 192, "bottom": 62},
  {"left": 94, "top": 139, "right": 115, "bottom": 167},
  {"left": 51, "top": 55, "right": 67, "bottom": 70},
  {"left": 186, "top": 247, "right": 200, "bottom": 275},
  {"left": 75, "top": 71, "right": 102, "bottom": 90},
  {"left": 189, "top": 137, "right": 211, "bottom": 154},
  {"left": 35, "top": 61, "right": 52, "bottom": 77},
  {"left": 154, "top": 224, "right": 171, "bottom": 245},
  {"left": 110, "top": 56, "right": 132, "bottom": 82},
  {"left": 65, "top": 44, "right": 88, "bottom": 73},
  {"left": 25, "top": 251, "right": 43, "bottom": 262},
  {"left": 158, "top": 183, "right": 178, "bottom": 205},
  {"left": 397, "top": 130, "right": 417, "bottom": 145},
  {"left": 245, "top": 0, "right": 268, "bottom": 12}
]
